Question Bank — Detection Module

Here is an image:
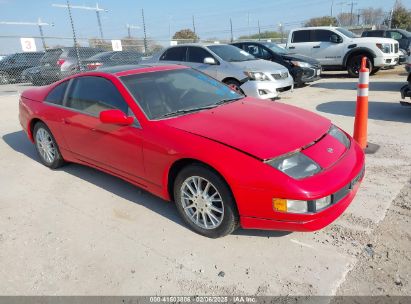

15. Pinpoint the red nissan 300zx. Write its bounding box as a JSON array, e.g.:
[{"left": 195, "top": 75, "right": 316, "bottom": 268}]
[{"left": 19, "top": 64, "right": 365, "bottom": 238}]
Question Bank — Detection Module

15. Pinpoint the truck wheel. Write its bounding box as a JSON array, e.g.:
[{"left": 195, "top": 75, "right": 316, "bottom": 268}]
[
  {"left": 370, "top": 67, "right": 381, "bottom": 75},
  {"left": 347, "top": 55, "right": 372, "bottom": 78}
]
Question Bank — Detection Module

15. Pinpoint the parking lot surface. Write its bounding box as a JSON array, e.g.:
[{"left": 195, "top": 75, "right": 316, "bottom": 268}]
[{"left": 0, "top": 67, "right": 410, "bottom": 295}]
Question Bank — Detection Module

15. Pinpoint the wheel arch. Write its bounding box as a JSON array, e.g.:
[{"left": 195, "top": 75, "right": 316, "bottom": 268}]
[
  {"left": 343, "top": 47, "right": 376, "bottom": 67},
  {"left": 27, "top": 117, "right": 44, "bottom": 142},
  {"left": 221, "top": 77, "right": 246, "bottom": 85},
  {"left": 166, "top": 158, "right": 236, "bottom": 205}
]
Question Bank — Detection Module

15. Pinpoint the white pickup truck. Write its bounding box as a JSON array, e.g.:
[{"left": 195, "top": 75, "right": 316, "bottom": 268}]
[{"left": 282, "top": 27, "right": 400, "bottom": 77}]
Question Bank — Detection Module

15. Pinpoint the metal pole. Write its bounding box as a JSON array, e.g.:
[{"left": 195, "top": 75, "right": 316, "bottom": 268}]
[
  {"left": 96, "top": 9, "right": 104, "bottom": 40},
  {"left": 142, "top": 8, "right": 148, "bottom": 54},
  {"left": 127, "top": 24, "right": 131, "bottom": 38},
  {"left": 192, "top": 15, "right": 196, "bottom": 41},
  {"left": 230, "top": 18, "right": 233, "bottom": 42},
  {"left": 350, "top": 1, "right": 354, "bottom": 26},
  {"left": 38, "top": 18, "right": 47, "bottom": 50},
  {"left": 66, "top": 0, "right": 81, "bottom": 71},
  {"left": 331, "top": 0, "right": 334, "bottom": 17},
  {"left": 258, "top": 20, "right": 261, "bottom": 41}
]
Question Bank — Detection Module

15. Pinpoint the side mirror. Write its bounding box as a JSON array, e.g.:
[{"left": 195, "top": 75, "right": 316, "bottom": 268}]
[
  {"left": 203, "top": 57, "right": 217, "bottom": 65},
  {"left": 99, "top": 109, "right": 134, "bottom": 126},
  {"left": 330, "top": 35, "right": 342, "bottom": 43}
]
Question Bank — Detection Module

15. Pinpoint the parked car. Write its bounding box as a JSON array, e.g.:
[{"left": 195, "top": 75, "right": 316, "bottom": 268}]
[
  {"left": 144, "top": 44, "right": 294, "bottom": 100},
  {"left": 0, "top": 55, "right": 7, "bottom": 62},
  {"left": 283, "top": 27, "right": 400, "bottom": 77},
  {"left": 81, "top": 50, "right": 144, "bottom": 70},
  {"left": 400, "top": 56, "right": 411, "bottom": 106},
  {"left": 362, "top": 29, "right": 411, "bottom": 63},
  {"left": 0, "top": 52, "right": 44, "bottom": 84},
  {"left": 19, "top": 64, "right": 365, "bottom": 238},
  {"left": 24, "top": 47, "right": 103, "bottom": 85},
  {"left": 231, "top": 41, "right": 321, "bottom": 86}
]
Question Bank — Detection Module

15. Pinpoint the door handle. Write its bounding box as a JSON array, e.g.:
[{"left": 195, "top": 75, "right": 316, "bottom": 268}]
[
  {"left": 313, "top": 46, "right": 320, "bottom": 48},
  {"left": 288, "top": 46, "right": 295, "bottom": 49}
]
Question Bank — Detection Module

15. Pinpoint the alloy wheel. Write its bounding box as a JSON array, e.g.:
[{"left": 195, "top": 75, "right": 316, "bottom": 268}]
[{"left": 35, "top": 128, "right": 56, "bottom": 164}]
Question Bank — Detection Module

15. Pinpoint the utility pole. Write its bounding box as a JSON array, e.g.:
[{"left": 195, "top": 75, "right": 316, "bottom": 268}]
[
  {"left": 0, "top": 18, "right": 53, "bottom": 50},
  {"left": 331, "top": 0, "right": 334, "bottom": 17},
  {"left": 52, "top": 2, "right": 108, "bottom": 40},
  {"left": 230, "top": 18, "right": 233, "bottom": 43},
  {"left": 192, "top": 15, "right": 197, "bottom": 41},
  {"left": 65, "top": 0, "right": 80, "bottom": 71},
  {"left": 349, "top": 1, "right": 357, "bottom": 26},
  {"left": 247, "top": 12, "right": 250, "bottom": 37},
  {"left": 258, "top": 20, "right": 261, "bottom": 41},
  {"left": 141, "top": 8, "right": 148, "bottom": 54},
  {"left": 126, "top": 24, "right": 139, "bottom": 38}
]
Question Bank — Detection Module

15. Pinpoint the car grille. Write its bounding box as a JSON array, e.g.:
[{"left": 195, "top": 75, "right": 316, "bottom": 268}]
[{"left": 272, "top": 71, "right": 289, "bottom": 80}]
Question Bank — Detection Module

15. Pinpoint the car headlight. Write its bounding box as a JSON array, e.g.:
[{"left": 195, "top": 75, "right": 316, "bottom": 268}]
[
  {"left": 272, "top": 196, "right": 332, "bottom": 214},
  {"left": 290, "top": 60, "right": 311, "bottom": 68},
  {"left": 244, "top": 71, "right": 270, "bottom": 81},
  {"left": 376, "top": 43, "right": 391, "bottom": 53},
  {"left": 266, "top": 152, "right": 321, "bottom": 179},
  {"left": 328, "top": 125, "right": 350, "bottom": 148}
]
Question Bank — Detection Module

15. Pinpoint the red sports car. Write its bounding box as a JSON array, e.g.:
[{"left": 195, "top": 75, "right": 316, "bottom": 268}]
[{"left": 19, "top": 64, "right": 365, "bottom": 238}]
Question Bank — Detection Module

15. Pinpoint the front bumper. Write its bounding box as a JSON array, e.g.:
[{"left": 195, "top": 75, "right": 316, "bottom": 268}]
[
  {"left": 374, "top": 54, "right": 399, "bottom": 67},
  {"left": 293, "top": 66, "right": 321, "bottom": 84},
  {"left": 240, "top": 77, "right": 294, "bottom": 100},
  {"left": 240, "top": 168, "right": 364, "bottom": 231}
]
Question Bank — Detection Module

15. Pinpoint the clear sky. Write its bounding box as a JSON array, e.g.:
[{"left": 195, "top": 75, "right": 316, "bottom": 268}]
[{"left": 0, "top": 0, "right": 408, "bottom": 53}]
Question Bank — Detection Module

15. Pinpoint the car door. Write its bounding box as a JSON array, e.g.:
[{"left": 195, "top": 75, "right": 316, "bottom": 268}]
[
  {"left": 59, "top": 75, "right": 145, "bottom": 182},
  {"left": 287, "top": 30, "right": 315, "bottom": 57},
  {"left": 311, "top": 30, "right": 345, "bottom": 65},
  {"left": 186, "top": 46, "right": 218, "bottom": 78}
]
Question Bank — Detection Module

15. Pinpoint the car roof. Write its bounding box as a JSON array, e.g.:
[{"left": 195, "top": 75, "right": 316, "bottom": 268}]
[
  {"left": 293, "top": 26, "right": 338, "bottom": 31},
  {"left": 97, "top": 63, "right": 187, "bottom": 77}
]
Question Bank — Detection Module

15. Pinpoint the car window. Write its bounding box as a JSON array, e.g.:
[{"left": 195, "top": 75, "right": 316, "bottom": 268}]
[
  {"left": 388, "top": 31, "right": 403, "bottom": 40},
  {"left": 41, "top": 49, "right": 63, "bottom": 64},
  {"left": 45, "top": 81, "right": 69, "bottom": 105},
  {"left": 187, "top": 47, "right": 213, "bottom": 63},
  {"left": 207, "top": 45, "right": 256, "bottom": 62},
  {"left": 292, "top": 30, "right": 312, "bottom": 43},
  {"left": 121, "top": 68, "right": 242, "bottom": 120},
  {"left": 65, "top": 76, "right": 128, "bottom": 116},
  {"left": 245, "top": 44, "right": 271, "bottom": 59},
  {"left": 160, "top": 47, "right": 187, "bottom": 61},
  {"left": 314, "top": 30, "right": 336, "bottom": 42},
  {"left": 362, "top": 31, "right": 384, "bottom": 37}
]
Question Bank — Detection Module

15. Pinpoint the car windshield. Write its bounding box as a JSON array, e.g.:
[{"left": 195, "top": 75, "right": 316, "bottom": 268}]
[
  {"left": 261, "top": 42, "right": 288, "bottom": 54},
  {"left": 208, "top": 44, "right": 256, "bottom": 62},
  {"left": 121, "top": 68, "right": 243, "bottom": 120},
  {"left": 397, "top": 29, "right": 411, "bottom": 38},
  {"left": 336, "top": 27, "right": 358, "bottom": 38}
]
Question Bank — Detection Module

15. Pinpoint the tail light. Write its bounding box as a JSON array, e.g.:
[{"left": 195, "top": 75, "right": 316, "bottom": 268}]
[
  {"left": 56, "top": 59, "right": 66, "bottom": 66},
  {"left": 87, "top": 62, "right": 103, "bottom": 70}
]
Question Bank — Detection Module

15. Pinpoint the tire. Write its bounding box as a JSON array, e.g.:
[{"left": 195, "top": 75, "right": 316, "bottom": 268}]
[
  {"left": 0, "top": 72, "right": 10, "bottom": 85},
  {"left": 33, "top": 122, "right": 65, "bottom": 169},
  {"left": 223, "top": 79, "right": 244, "bottom": 95},
  {"left": 370, "top": 67, "right": 381, "bottom": 75},
  {"left": 173, "top": 164, "right": 239, "bottom": 238},
  {"left": 347, "top": 55, "right": 373, "bottom": 78}
]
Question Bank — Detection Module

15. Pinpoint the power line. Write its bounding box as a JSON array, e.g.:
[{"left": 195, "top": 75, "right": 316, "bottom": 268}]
[{"left": 52, "top": 2, "right": 108, "bottom": 40}]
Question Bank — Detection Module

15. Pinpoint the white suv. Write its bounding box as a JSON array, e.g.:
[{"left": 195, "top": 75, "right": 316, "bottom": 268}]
[{"left": 285, "top": 27, "right": 400, "bottom": 77}]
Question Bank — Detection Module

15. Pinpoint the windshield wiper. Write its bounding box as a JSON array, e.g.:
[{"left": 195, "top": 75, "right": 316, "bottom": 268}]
[
  {"left": 215, "top": 96, "right": 244, "bottom": 105},
  {"left": 157, "top": 105, "right": 217, "bottom": 119}
]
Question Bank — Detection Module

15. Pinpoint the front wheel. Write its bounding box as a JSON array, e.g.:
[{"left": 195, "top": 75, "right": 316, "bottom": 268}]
[
  {"left": 347, "top": 55, "right": 373, "bottom": 78},
  {"left": 33, "top": 122, "right": 65, "bottom": 169},
  {"left": 174, "top": 165, "right": 239, "bottom": 238},
  {"left": 223, "top": 79, "right": 244, "bottom": 95}
]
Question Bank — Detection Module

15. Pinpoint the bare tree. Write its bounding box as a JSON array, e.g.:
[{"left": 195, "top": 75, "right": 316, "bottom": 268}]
[
  {"left": 361, "top": 7, "right": 385, "bottom": 25},
  {"left": 337, "top": 12, "right": 352, "bottom": 26}
]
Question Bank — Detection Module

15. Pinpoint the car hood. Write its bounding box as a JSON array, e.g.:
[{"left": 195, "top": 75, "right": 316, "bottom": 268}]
[
  {"left": 230, "top": 59, "right": 288, "bottom": 72},
  {"left": 162, "top": 98, "right": 331, "bottom": 160},
  {"left": 351, "top": 37, "right": 398, "bottom": 45},
  {"left": 281, "top": 53, "right": 320, "bottom": 66}
]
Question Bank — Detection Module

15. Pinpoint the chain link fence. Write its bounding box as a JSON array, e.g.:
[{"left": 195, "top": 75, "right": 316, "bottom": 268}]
[{"left": 0, "top": 35, "right": 283, "bottom": 86}]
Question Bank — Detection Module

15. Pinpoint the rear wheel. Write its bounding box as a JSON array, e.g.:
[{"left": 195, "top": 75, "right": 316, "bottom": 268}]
[
  {"left": 33, "top": 122, "right": 65, "bottom": 169},
  {"left": 347, "top": 55, "right": 372, "bottom": 78},
  {"left": 174, "top": 164, "right": 239, "bottom": 238}
]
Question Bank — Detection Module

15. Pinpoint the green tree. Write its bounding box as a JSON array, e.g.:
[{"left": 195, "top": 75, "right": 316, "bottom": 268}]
[
  {"left": 172, "top": 29, "right": 199, "bottom": 41},
  {"left": 391, "top": 1, "right": 411, "bottom": 30},
  {"left": 304, "top": 16, "right": 338, "bottom": 27}
]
